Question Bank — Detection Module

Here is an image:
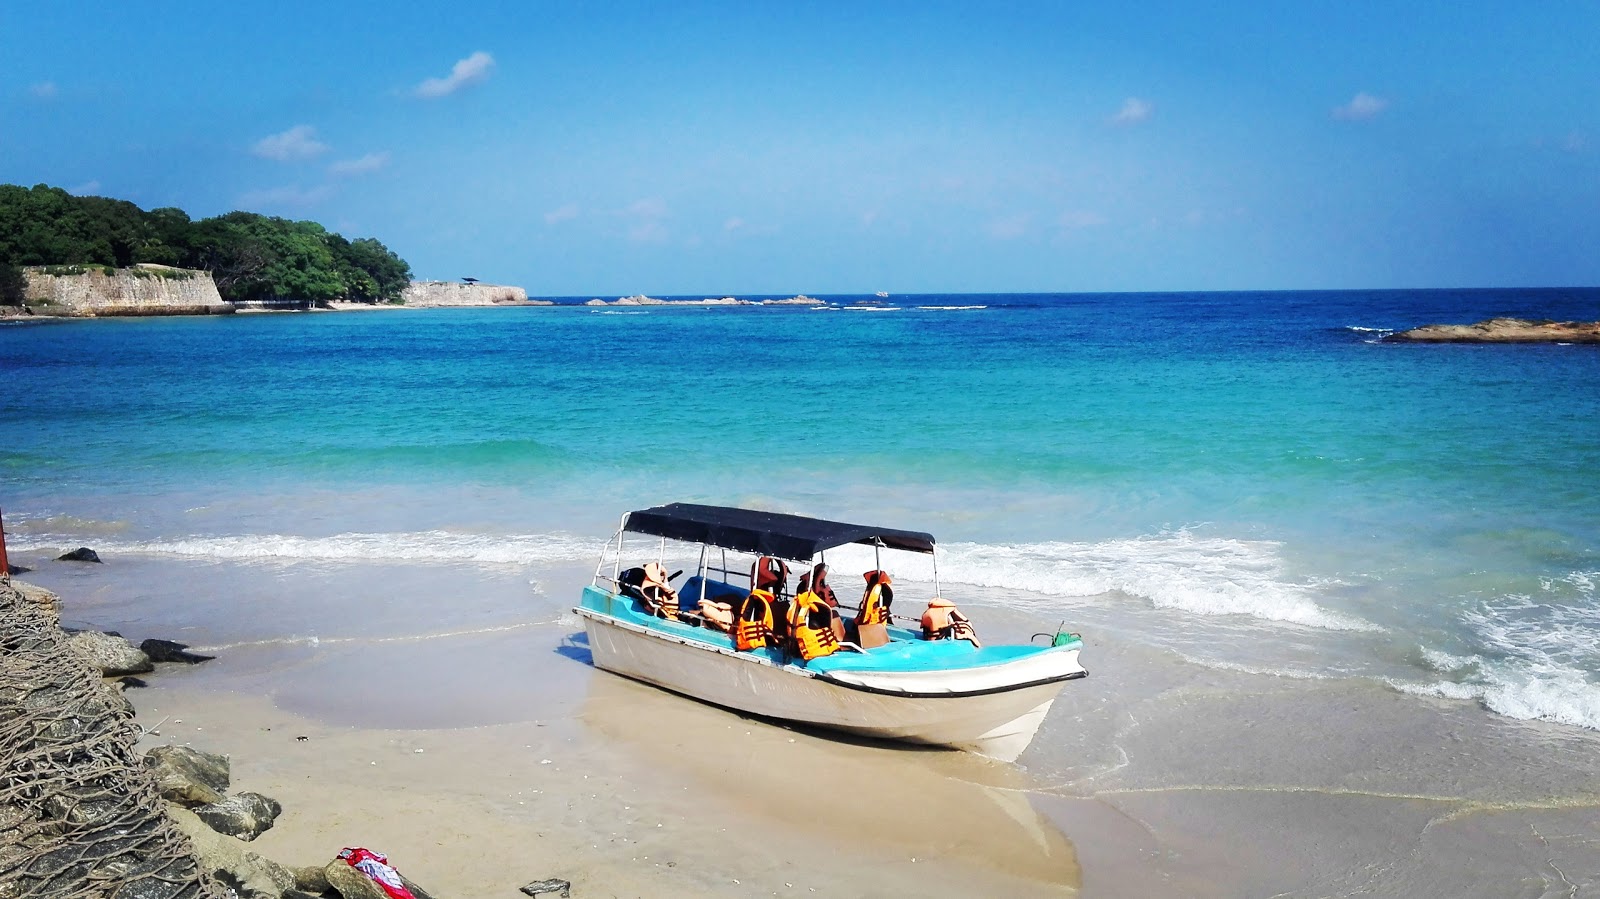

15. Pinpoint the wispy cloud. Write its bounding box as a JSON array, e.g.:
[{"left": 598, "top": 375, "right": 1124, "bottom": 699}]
[
  {"left": 252, "top": 125, "right": 329, "bottom": 161},
  {"left": 623, "top": 198, "right": 668, "bottom": 242},
  {"left": 66, "top": 180, "right": 100, "bottom": 196},
  {"left": 238, "top": 184, "right": 334, "bottom": 208},
  {"left": 544, "top": 203, "right": 580, "bottom": 225},
  {"left": 986, "top": 214, "right": 1032, "bottom": 240},
  {"left": 1332, "top": 92, "right": 1388, "bottom": 121},
  {"left": 1110, "top": 97, "right": 1152, "bottom": 126},
  {"left": 723, "top": 216, "right": 746, "bottom": 233},
  {"left": 328, "top": 152, "right": 390, "bottom": 176},
  {"left": 29, "top": 81, "right": 58, "bottom": 100},
  {"left": 1562, "top": 132, "right": 1589, "bottom": 154},
  {"left": 415, "top": 51, "right": 495, "bottom": 99},
  {"left": 1059, "top": 210, "right": 1107, "bottom": 229}
]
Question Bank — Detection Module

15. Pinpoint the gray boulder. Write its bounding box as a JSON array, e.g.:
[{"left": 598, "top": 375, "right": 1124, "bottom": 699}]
[
  {"left": 194, "top": 791, "right": 282, "bottom": 841},
  {"left": 167, "top": 804, "right": 297, "bottom": 899},
  {"left": 140, "top": 638, "right": 215, "bottom": 664},
  {"left": 145, "top": 745, "right": 230, "bottom": 807},
  {"left": 325, "top": 857, "right": 436, "bottom": 899},
  {"left": 292, "top": 865, "right": 331, "bottom": 895},
  {"left": 68, "top": 630, "right": 153, "bottom": 676},
  {"left": 324, "top": 861, "right": 391, "bottom": 899},
  {"left": 56, "top": 546, "right": 103, "bottom": 563},
  {"left": 11, "top": 579, "right": 61, "bottom": 615}
]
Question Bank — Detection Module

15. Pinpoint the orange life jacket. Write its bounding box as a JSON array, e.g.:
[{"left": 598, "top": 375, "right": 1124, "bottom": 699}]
[
  {"left": 751, "top": 556, "right": 789, "bottom": 598},
  {"left": 640, "top": 562, "right": 678, "bottom": 620},
  {"left": 734, "top": 589, "right": 775, "bottom": 652},
  {"left": 856, "top": 570, "right": 893, "bottom": 626},
  {"left": 796, "top": 563, "right": 838, "bottom": 607},
  {"left": 790, "top": 590, "right": 841, "bottom": 661},
  {"left": 921, "top": 597, "right": 981, "bottom": 646}
]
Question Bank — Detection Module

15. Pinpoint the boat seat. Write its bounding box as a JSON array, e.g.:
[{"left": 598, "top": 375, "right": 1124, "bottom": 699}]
[{"left": 678, "top": 575, "right": 748, "bottom": 613}]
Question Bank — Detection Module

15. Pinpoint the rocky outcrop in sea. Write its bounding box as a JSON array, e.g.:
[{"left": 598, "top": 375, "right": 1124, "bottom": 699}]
[{"left": 1386, "top": 317, "right": 1600, "bottom": 343}]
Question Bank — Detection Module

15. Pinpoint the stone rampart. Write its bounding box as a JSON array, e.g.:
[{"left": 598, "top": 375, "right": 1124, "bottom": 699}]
[
  {"left": 23, "top": 265, "right": 232, "bottom": 316},
  {"left": 401, "top": 280, "right": 543, "bottom": 306}
]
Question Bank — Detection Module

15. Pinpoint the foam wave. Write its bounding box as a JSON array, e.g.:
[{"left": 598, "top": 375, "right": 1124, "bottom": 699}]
[
  {"left": 11, "top": 524, "right": 1369, "bottom": 631},
  {"left": 5, "top": 530, "right": 596, "bottom": 566},
  {"left": 918, "top": 305, "right": 988, "bottom": 311},
  {"left": 933, "top": 532, "right": 1376, "bottom": 631},
  {"left": 1400, "top": 589, "right": 1600, "bottom": 730},
  {"left": 1344, "top": 325, "right": 1395, "bottom": 334}
]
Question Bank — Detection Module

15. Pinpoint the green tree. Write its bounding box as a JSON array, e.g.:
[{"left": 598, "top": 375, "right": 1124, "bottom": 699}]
[
  {"left": 0, "top": 263, "right": 26, "bottom": 305},
  {"left": 0, "top": 183, "right": 414, "bottom": 305}
]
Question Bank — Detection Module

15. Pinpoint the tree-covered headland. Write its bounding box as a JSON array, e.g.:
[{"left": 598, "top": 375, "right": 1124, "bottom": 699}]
[{"left": 0, "top": 184, "right": 411, "bottom": 305}]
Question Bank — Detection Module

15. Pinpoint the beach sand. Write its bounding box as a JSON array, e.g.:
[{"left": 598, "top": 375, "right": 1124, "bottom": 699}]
[{"left": 17, "top": 552, "right": 1600, "bottom": 897}]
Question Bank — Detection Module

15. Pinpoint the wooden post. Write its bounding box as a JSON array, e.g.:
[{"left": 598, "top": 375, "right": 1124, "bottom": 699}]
[{"left": 0, "top": 506, "right": 9, "bottom": 576}]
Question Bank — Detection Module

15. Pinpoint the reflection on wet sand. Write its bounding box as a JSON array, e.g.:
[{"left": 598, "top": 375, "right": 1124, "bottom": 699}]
[{"left": 577, "top": 669, "right": 1081, "bottom": 892}]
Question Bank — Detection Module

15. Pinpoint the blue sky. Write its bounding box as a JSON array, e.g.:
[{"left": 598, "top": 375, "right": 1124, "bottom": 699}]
[{"left": 3, "top": 2, "right": 1597, "bottom": 295}]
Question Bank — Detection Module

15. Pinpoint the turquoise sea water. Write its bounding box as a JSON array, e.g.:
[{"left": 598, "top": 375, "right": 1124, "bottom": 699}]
[{"left": 4, "top": 289, "right": 1599, "bottom": 729}]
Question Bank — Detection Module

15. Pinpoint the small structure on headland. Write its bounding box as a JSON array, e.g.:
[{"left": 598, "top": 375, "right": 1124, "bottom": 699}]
[
  {"left": 1386, "top": 317, "right": 1600, "bottom": 343},
  {"left": 402, "top": 280, "right": 547, "bottom": 307}
]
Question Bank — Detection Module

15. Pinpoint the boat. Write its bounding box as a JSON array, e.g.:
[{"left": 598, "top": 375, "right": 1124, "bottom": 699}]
[{"left": 574, "top": 503, "right": 1087, "bottom": 761}]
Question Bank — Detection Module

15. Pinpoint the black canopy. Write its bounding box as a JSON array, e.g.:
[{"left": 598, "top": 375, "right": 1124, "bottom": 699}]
[{"left": 623, "top": 503, "right": 936, "bottom": 561}]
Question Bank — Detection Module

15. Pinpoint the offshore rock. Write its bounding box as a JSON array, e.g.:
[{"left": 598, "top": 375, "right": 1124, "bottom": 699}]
[
  {"left": 168, "top": 804, "right": 298, "bottom": 899},
  {"left": 68, "top": 630, "right": 154, "bottom": 676},
  {"left": 193, "top": 791, "right": 282, "bottom": 841},
  {"left": 145, "top": 745, "right": 231, "bottom": 806},
  {"left": 141, "top": 638, "right": 216, "bottom": 664},
  {"left": 1386, "top": 317, "right": 1600, "bottom": 343},
  {"left": 57, "top": 546, "right": 103, "bottom": 563}
]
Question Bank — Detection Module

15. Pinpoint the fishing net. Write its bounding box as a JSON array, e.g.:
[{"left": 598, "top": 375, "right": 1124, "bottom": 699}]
[{"left": 0, "top": 576, "right": 225, "bottom": 899}]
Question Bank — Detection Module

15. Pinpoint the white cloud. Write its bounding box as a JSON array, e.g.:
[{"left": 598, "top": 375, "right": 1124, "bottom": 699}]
[
  {"left": 328, "top": 152, "right": 390, "bottom": 176},
  {"left": 544, "top": 203, "right": 580, "bottom": 225},
  {"left": 415, "top": 51, "right": 495, "bottom": 99},
  {"left": 1332, "top": 92, "right": 1388, "bottom": 121},
  {"left": 29, "top": 81, "right": 58, "bottom": 100},
  {"left": 252, "top": 125, "right": 329, "bottom": 161},
  {"left": 622, "top": 198, "right": 668, "bottom": 242},
  {"left": 238, "top": 184, "right": 334, "bottom": 208},
  {"left": 986, "top": 214, "right": 1031, "bottom": 240},
  {"left": 1059, "top": 210, "right": 1107, "bottom": 229},
  {"left": 1111, "top": 97, "right": 1152, "bottom": 126},
  {"left": 66, "top": 180, "right": 101, "bottom": 196},
  {"left": 723, "top": 216, "right": 745, "bottom": 232}
]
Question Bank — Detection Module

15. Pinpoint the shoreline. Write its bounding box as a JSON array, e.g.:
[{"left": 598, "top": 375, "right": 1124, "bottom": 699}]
[{"left": 10, "top": 549, "right": 1600, "bottom": 897}]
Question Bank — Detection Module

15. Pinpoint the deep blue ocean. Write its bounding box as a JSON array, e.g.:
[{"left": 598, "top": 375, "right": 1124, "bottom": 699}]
[{"left": 4, "top": 288, "right": 1598, "bottom": 729}]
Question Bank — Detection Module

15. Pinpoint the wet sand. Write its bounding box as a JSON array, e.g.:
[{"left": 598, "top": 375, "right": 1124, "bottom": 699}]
[{"left": 17, "top": 552, "right": 1600, "bottom": 897}]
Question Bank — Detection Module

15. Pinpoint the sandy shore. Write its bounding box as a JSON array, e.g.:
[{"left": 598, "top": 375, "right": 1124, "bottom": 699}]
[{"left": 14, "top": 552, "right": 1600, "bottom": 897}]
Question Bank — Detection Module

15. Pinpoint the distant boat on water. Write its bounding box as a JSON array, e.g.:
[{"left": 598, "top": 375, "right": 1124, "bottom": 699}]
[{"left": 875, "top": 291, "right": 889, "bottom": 298}]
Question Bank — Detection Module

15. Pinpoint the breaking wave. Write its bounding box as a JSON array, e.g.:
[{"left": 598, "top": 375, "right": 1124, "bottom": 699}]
[
  {"left": 1397, "top": 577, "right": 1600, "bottom": 731},
  {"left": 5, "top": 530, "right": 596, "bottom": 567}
]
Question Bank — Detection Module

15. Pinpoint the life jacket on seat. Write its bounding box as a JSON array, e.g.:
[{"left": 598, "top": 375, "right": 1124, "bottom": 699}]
[
  {"left": 856, "top": 570, "right": 894, "bottom": 627},
  {"left": 752, "top": 556, "right": 789, "bottom": 595},
  {"left": 734, "top": 589, "right": 775, "bottom": 651},
  {"left": 619, "top": 562, "right": 679, "bottom": 620},
  {"left": 921, "top": 597, "right": 982, "bottom": 647},
  {"left": 796, "top": 563, "right": 838, "bottom": 607},
  {"left": 789, "top": 590, "right": 842, "bottom": 661}
]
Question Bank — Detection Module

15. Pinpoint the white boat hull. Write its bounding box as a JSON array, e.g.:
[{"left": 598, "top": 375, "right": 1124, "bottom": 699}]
[{"left": 577, "top": 608, "right": 1083, "bottom": 761}]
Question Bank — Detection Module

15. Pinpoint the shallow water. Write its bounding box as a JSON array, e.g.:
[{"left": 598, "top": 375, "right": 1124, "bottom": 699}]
[{"left": 4, "top": 288, "right": 1599, "bottom": 733}]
